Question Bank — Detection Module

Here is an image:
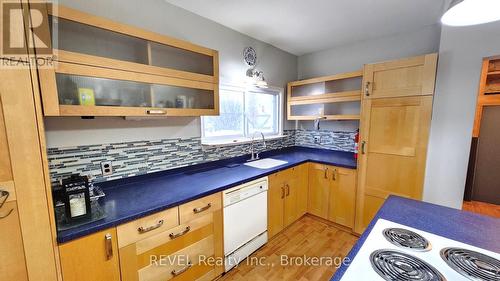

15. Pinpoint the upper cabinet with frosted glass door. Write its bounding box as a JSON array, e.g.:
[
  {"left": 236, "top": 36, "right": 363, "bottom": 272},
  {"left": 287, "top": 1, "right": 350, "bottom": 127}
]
[{"left": 36, "top": 5, "right": 219, "bottom": 117}]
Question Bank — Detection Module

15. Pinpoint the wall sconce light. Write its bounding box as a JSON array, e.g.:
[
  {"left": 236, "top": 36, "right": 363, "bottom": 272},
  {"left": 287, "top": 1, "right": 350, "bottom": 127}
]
[{"left": 243, "top": 46, "right": 268, "bottom": 88}]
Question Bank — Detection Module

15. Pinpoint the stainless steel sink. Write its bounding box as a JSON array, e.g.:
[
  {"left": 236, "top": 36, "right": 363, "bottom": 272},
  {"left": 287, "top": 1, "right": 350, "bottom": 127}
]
[{"left": 243, "top": 158, "right": 288, "bottom": 169}]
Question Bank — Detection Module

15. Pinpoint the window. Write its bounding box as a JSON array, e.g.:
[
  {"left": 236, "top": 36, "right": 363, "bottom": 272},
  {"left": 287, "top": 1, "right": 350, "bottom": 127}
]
[{"left": 202, "top": 84, "right": 282, "bottom": 144}]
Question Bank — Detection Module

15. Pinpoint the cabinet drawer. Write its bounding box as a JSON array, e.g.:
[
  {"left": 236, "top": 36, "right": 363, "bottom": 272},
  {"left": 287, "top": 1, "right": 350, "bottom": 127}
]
[
  {"left": 135, "top": 212, "right": 214, "bottom": 255},
  {"left": 179, "top": 193, "right": 221, "bottom": 224},
  {"left": 118, "top": 207, "right": 179, "bottom": 248},
  {"left": 120, "top": 234, "right": 215, "bottom": 281},
  {"left": 120, "top": 212, "right": 220, "bottom": 281}
]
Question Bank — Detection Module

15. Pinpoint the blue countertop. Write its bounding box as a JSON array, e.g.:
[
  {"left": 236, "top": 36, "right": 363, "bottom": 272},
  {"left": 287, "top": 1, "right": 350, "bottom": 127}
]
[
  {"left": 332, "top": 195, "right": 500, "bottom": 280},
  {"left": 57, "top": 146, "right": 357, "bottom": 243}
]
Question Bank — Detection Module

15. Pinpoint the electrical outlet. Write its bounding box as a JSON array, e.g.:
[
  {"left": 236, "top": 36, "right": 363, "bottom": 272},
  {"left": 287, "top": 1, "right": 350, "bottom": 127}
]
[
  {"left": 101, "top": 161, "right": 113, "bottom": 176},
  {"left": 313, "top": 136, "right": 321, "bottom": 144}
]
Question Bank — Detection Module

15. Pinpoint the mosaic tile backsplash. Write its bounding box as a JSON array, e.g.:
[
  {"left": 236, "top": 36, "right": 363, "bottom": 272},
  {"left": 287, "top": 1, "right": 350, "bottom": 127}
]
[{"left": 47, "top": 129, "right": 356, "bottom": 184}]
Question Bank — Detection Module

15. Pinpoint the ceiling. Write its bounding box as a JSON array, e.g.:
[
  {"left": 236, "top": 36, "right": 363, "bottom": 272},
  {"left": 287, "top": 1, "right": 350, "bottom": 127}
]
[{"left": 165, "top": 0, "right": 447, "bottom": 56}]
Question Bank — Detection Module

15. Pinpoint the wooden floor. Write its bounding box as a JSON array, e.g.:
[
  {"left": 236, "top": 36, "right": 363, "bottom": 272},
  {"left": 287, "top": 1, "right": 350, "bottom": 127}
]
[
  {"left": 462, "top": 200, "right": 500, "bottom": 218},
  {"left": 220, "top": 215, "right": 358, "bottom": 281}
]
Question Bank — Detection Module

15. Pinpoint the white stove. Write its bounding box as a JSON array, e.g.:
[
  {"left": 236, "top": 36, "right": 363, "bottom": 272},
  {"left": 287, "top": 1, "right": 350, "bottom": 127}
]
[{"left": 340, "top": 219, "right": 500, "bottom": 281}]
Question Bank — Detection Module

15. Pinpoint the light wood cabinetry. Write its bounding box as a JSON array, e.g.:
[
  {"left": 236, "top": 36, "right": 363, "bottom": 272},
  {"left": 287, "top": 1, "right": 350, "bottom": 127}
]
[
  {"left": 118, "top": 193, "right": 223, "bottom": 281},
  {"left": 0, "top": 66, "right": 58, "bottom": 280},
  {"left": 308, "top": 163, "right": 357, "bottom": 227},
  {"left": 59, "top": 228, "right": 121, "bottom": 281},
  {"left": 287, "top": 71, "right": 362, "bottom": 121},
  {"left": 307, "top": 163, "right": 331, "bottom": 219},
  {"left": 268, "top": 172, "right": 285, "bottom": 238},
  {"left": 0, "top": 202, "right": 28, "bottom": 281},
  {"left": 328, "top": 167, "right": 357, "bottom": 228},
  {"left": 473, "top": 56, "right": 500, "bottom": 137},
  {"left": 36, "top": 5, "right": 219, "bottom": 117},
  {"left": 268, "top": 164, "right": 309, "bottom": 238},
  {"left": 355, "top": 54, "right": 437, "bottom": 234},
  {"left": 362, "top": 54, "right": 437, "bottom": 99}
]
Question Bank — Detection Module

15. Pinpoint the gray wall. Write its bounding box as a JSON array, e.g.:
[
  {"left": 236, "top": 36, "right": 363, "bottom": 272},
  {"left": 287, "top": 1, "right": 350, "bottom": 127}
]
[
  {"left": 45, "top": 0, "right": 297, "bottom": 148},
  {"left": 298, "top": 24, "right": 442, "bottom": 79},
  {"left": 292, "top": 24, "right": 442, "bottom": 132},
  {"left": 423, "top": 20, "right": 500, "bottom": 209}
]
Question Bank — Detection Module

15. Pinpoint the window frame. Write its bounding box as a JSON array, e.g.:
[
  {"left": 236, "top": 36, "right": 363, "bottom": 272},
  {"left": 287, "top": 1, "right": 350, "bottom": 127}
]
[{"left": 201, "top": 83, "right": 284, "bottom": 145}]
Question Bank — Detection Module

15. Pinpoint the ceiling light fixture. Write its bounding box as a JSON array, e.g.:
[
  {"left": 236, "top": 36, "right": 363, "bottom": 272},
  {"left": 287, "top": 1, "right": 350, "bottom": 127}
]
[{"left": 441, "top": 0, "right": 500, "bottom": 26}]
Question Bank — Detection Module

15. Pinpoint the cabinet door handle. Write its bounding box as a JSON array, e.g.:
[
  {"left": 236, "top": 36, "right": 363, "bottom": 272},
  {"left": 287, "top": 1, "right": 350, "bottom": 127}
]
[
  {"left": 332, "top": 169, "right": 337, "bottom": 181},
  {"left": 281, "top": 186, "right": 285, "bottom": 199},
  {"left": 365, "top": 81, "right": 371, "bottom": 97},
  {"left": 286, "top": 184, "right": 290, "bottom": 196},
  {"left": 324, "top": 167, "right": 328, "bottom": 179},
  {"left": 105, "top": 233, "right": 113, "bottom": 260},
  {"left": 137, "top": 219, "right": 164, "bottom": 234},
  {"left": 193, "top": 203, "right": 211, "bottom": 214},
  {"left": 171, "top": 262, "right": 192, "bottom": 276},
  {"left": 0, "top": 190, "right": 9, "bottom": 209},
  {"left": 0, "top": 190, "right": 13, "bottom": 219},
  {"left": 361, "top": 141, "right": 367, "bottom": 155},
  {"left": 146, "top": 109, "right": 166, "bottom": 115},
  {"left": 169, "top": 226, "right": 191, "bottom": 239}
]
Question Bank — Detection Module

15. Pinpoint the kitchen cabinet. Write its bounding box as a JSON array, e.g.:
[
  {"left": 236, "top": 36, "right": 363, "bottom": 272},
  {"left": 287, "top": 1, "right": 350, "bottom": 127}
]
[
  {"left": 355, "top": 53, "right": 437, "bottom": 234},
  {"left": 36, "top": 5, "right": 219, "bottom": 117},
  {"left": 0, "top": 202, "right": 28, "bottom": 281},
  {"left": 268, "top": 164, "right": 309, "bottom": 238},
  {"left": 59, "top": 228, "right": 121, "bottom": 281},
  {"left": 0, "top": 64, "right": 58, "bottom": 279},
  {"left": 308, "top": 163, "right": 357, "bottom": 228},
  {"left": 287, "top": 71, "right": 362, "bottom": 121},
  {"left": 118, "top": 193, "right": 223, "bottom": 281},
  {"left": 308, "top": 163, "right": 331, "bottom": 219},
  {"left": 328, "top": 167, "right": 357, "bottom": 228}
]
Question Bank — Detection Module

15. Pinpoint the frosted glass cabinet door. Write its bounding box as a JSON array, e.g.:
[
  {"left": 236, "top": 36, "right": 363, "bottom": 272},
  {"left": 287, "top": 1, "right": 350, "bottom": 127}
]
[
  {"left": 55, "top": 74, "right": 215, "bottom": 112},
  {"left": 149, "top": 42, "right": 214, "bottom": 76},
  {"left": 51, "top": 17, "right": 149, "bottom": 64}
]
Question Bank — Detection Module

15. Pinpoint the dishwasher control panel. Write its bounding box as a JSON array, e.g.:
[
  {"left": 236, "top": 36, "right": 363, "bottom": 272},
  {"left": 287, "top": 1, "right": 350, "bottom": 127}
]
[{"left": 223, "top": 177, "right": 268, "bottom": 207}]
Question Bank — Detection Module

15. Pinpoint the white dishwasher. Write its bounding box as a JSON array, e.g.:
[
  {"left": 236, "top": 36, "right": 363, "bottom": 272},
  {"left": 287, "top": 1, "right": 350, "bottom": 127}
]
[{"left": 223, "top": 177, "right": 268, "bottom": 272}]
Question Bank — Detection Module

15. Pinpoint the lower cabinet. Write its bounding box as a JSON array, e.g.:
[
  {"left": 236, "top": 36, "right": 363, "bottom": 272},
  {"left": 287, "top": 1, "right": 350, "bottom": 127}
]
[
  {"left": 268, "top": 164, "right": 308, "bottom": 238},
  {"left": 308, "top": 163, "right": 331, "bottom": 219},
  {"left": 59, "top": 228, "right": 121, "bottom": 281},
  {"left": 118, "top": 193, "right": 223, "bottom": 281},
  {"left": 58, "top": 193, "right": 223, "bottom": 281},
  {"left": 328, "top": 167, "right": 357, "bottom": 228},
  {"left": 308, "top": 163, "right": 357, "bottom": 228}
]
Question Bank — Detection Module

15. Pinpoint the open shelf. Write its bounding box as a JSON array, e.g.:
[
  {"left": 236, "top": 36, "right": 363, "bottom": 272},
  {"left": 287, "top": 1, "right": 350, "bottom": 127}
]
[
  {"left": 287, "top": 70, "right": 363, "bottom": 121},
  {"left": 288, "top": 114, "right": 360, "bottom": 121}
]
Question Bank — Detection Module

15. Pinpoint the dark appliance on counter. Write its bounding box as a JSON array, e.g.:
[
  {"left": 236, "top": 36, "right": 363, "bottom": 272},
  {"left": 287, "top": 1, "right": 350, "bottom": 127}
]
[
  {"left": 56, "top": 175, "right": 92, "bottom": 222},
  {"left": 53, "top": 174, "right": 106, "bottom": 230}
]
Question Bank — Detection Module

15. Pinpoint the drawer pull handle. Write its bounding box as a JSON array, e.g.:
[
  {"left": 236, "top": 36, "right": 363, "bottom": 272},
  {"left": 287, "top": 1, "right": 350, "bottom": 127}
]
[
  {"left": 146, "top": 109, "right": 166, "bottom": 115},
  {"left": 281, "top": 186, "right": 285, "bottom": 199},
  {"left": 169, "top": 226, "right": 191, "bottom": 239},
  {"left": 193, "top": 203, "right": 211, "bottom": 214},
  {"left": 332, "top": 169, "right": 337, "bottom": 181},
  {"left": 171, "top": 262, "right": 192, "bottom": 276},
  {"left": 286, "top": 184, "right": 290, "bottom": 196},
  {"left": 137, "top": 219, "right": 164, "bottom": 234},
  {"left": 324, "top": 167, "right": 328, "bottom": 179},
  {"left": 105, "top": 233, "right": 113, "bottom": 260}
]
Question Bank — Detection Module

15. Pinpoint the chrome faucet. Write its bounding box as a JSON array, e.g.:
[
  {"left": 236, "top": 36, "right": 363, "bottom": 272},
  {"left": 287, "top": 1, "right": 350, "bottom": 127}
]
[{"left": 249, "top": 131, "right": 266, "bottom": 161}]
